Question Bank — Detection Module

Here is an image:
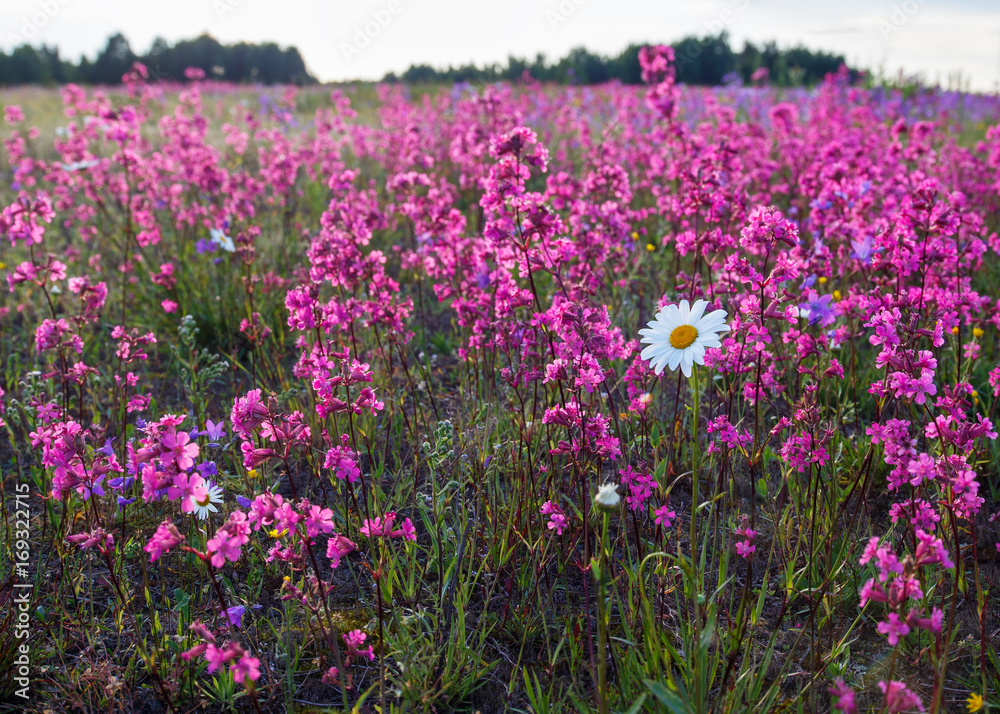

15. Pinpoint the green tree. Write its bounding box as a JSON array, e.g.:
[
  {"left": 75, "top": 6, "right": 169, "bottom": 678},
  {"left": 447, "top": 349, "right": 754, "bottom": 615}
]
[{"left": 88, "top": 32, "right": 135, "bottom": 84}]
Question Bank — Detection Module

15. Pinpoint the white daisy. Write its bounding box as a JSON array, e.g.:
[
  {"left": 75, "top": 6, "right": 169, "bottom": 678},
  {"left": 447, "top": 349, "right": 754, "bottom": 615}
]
[
  {"left": 193, "top": 482, "right": 225, "bottom": 520},
  {"left": 210, "top": 227, "right": 236, "bottom": 253},
  {"left": 60, "top": 159, "right": 100, "bottom": 172},
  {"left": 639, "top": 299, "right": 730, "bottom": 377}
]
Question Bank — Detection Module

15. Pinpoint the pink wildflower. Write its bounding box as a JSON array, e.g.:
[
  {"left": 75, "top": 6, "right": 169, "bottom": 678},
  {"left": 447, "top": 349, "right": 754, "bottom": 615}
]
[
  {"left": 878, "top": 681, "right": 925, "bottom": 713},
  {"left": 144, "top": 521, "right": 184, "bottom": 562}
]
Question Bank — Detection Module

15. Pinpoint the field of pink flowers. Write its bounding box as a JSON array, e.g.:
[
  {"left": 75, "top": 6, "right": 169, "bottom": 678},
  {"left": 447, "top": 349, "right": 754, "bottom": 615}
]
[{"left": 1, "top": 51, "right": 1000, "bottom": 713}]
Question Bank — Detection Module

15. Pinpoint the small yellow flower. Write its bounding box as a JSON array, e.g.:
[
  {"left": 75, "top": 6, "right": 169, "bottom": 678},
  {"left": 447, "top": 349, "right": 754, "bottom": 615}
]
[
  {"left": 972, "top": 390, "right": 979, "bottom": 398},
  {"left": 966, "top": 692, "right": 984, "bottom": 712},
  {"left": 973, "top": 327, "right": 984, "bottom": 338},
  {"left": 619, "top": 412, "right": 628, "bottom": 419},
  {"left": 952, "top": 326, "right": 960, "bottom": 336},
  {"left": 268, "top": 528, "right": 280, "bottom": 538},
  {"left": 817, "top": 276, "right": 827, "bottom": 284},
  {"left": 0, "top": 261, "right": 6, "bottom": 270},
  {"left": 631, "top": 231, "right": 639, "bottom": 240},
  {"left": 832, "top": 290, "right": 842, "bottom": 301},
  {"left": 247, "top": 468, "right": 259, "bottom": 479},
  {"left": 646, "top": 243, "right": 655, "bottom": 252}
]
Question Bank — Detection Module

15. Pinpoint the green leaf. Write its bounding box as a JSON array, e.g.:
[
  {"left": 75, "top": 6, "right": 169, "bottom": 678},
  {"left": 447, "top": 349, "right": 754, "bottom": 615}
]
[
  {"left": 624, "top": 692, "right": 648, "bottom": 714},
  {"left": 172, "top": 587, "right": 191, "bottom": 610},
  {"left": 644, "top": 679, "right": 692, "bottom": 714}
]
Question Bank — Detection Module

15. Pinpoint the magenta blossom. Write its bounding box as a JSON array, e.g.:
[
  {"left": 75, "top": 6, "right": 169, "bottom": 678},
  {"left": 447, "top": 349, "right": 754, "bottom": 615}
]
[{"left": 144, "top": 521, "right": 184, "bottom": 562}]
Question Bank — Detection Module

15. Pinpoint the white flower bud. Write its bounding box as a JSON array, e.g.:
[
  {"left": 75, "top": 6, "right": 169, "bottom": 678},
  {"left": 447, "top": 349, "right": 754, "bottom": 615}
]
[{"left": 593, "top": 483, "right": 620, "bottom": 511}]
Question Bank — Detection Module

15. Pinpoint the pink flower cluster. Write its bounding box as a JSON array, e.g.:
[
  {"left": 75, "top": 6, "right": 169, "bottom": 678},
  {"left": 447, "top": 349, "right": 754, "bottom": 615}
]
[
  {"left": 858, "top": 532, "right": 951, "bottom": 650},
  {"left": 540, "top": 500, "right": 568, "bottom": 536},
  {"left": 734, "top": 518, "right": 757, "bottom": 560},
  {"left": 181, "top": 621, "right": 261, "bottom": 687},
  {"left": 360, "top": 511, "right": 416, "bottom": 541},
  {"left": 322, "top": 629, "right": 375, "bottom": 688}
]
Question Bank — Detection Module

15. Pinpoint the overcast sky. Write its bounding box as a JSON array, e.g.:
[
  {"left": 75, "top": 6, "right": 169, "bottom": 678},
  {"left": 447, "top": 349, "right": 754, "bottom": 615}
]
[{"left": 3, "top": 0, "right": 999, "bottom": 91}]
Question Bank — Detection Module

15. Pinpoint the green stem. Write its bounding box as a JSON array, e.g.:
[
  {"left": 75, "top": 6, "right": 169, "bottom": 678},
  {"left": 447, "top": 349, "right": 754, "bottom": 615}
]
[
  {"left": 596, "top": 511, "right": 610, "bottom": 714},
  {"left": 689, "top": 364, "right": 701, "bottom": 711}
]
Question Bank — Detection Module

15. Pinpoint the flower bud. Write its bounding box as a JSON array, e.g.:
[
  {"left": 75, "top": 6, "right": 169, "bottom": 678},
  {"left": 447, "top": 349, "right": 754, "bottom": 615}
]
[{"left": 593, "top": 483, "right": 620, "bottom": 512}]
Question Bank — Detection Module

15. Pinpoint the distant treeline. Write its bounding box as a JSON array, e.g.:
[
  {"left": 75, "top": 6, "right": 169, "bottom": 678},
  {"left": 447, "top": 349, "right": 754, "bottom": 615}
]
[
  {"left": 385, "top": 33, "right": 850, "bottom": 86},
  {"left": 1, "top": 30, "right": 847, "bottom": 88},
  {"left": 0, "top": 33, "right": 314, "bottom": 86}
]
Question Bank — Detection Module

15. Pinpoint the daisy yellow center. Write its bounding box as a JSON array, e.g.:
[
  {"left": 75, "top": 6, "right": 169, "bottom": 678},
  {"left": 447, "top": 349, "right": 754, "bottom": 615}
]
[
  {"left": 197, "top": 493, "right": 211, "bottom": 507},
  {"left": 670, "top": 324, "right": 698, "bottom": 349}
]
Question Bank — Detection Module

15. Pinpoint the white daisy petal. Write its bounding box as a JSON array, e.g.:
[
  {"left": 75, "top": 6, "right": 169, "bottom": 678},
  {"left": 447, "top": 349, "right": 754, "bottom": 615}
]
[
  {"left": 645, "top": 328, "right": 674, "bottom": 341},
  {"left": 694, "top": 314, "right": 725, "bottom": 330},
  {"left": 694, "top": 322, "right": 726, "bottom": 338},
  {"left": 689, "top": 300, "right": 707, "bottom": 325}
]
